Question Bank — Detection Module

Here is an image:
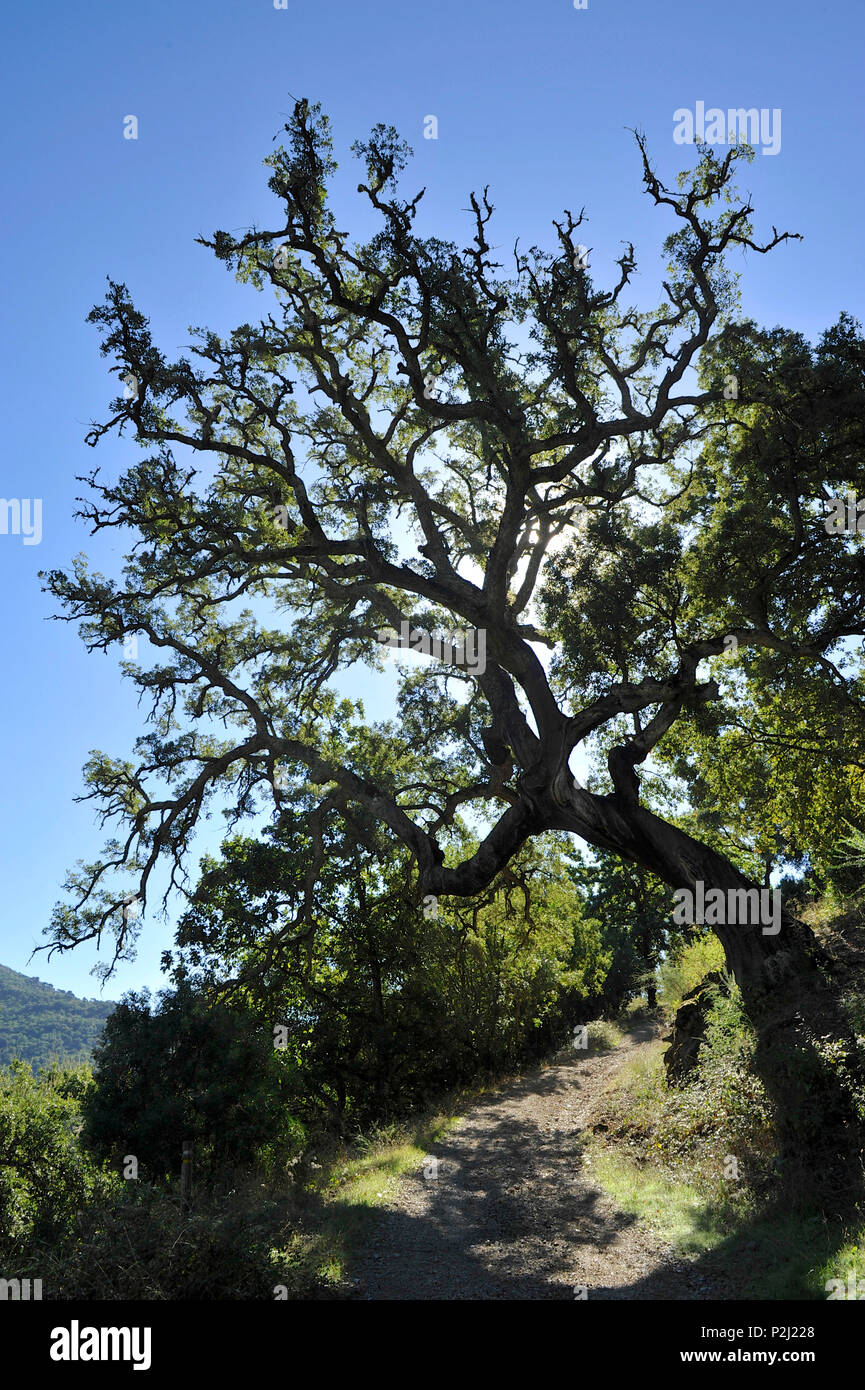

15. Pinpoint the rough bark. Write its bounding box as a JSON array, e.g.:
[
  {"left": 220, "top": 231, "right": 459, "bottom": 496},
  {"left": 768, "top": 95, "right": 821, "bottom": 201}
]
[
  {"left": 663, "top": 972, "right": 727, "bottom": 1081},
  {"left": 545, "top": 779, "right": 865, "bottom": 1207}
]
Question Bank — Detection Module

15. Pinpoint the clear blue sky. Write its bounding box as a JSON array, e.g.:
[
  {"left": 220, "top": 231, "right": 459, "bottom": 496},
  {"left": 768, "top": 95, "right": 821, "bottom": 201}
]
[{"left": 1, "top": 0, "right": 862, "bottom": 1002}]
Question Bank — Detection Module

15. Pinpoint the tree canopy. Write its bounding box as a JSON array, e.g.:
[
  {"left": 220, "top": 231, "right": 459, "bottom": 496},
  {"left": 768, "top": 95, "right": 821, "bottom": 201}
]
[{"left": 43, "top": 101, "right": 865, "bottom": 1023}]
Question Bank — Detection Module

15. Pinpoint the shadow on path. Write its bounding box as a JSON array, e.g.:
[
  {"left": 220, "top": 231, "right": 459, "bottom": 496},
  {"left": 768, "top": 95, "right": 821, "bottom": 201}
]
[{"left": 348, "top": 1022, "right": 720, "bottom": 1300}]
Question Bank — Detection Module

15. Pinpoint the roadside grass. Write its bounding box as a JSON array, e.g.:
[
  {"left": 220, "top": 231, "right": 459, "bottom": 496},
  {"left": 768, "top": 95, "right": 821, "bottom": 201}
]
[
  {"left": 278, "top": 933, "right": 865, "bottom": 1301},
  {"left": 583, "top": 1037, "right": 744, "bottom": 1259},
  {"left": 816, "top": 1238, "right": 865, "bottom": 1298},
  {"left": 585, "top": 1019, "right": 625, "bottom": 1052},
  {"left": 590, "top": 1136, "right": 865, "bottom": 1299},
  {"left": 585, "top": 973, "right": 865, "bottom": 1301},
  {"left": 588, "top": 1143, "right": 735, "bottom": 1253},
  {"left": 286, "top": 1023, "right": 626, "bottom": 1291},
  {"left": 273, "top": 1094, "right": 474, "bottom": 1292}
]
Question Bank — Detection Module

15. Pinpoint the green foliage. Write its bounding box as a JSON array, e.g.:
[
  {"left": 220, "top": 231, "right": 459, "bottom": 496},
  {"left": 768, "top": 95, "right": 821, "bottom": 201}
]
[
  {"left": 843, "top": 983, "right": 865, "bottom": 1040},
  {"left": 647, "top": 318, "right": 865, "bottom": 890},
  {"left": 0, "top": 963, "right": 115, "bottom": 1068},
  {"left": 594, "top": 989, "right": 773, "bottom": 1207},
  {"left": 171, "top": 821, "right": 610, "bottom": 1128},
  {"left": 829, "top": 823, "right": 865, "bottom": 900},
  {"left": 585, "top": 1020, "right": 624, "bottom": 1052},
  {"left": 657, "top": 933, "right": 726, "bottom": 1017},
  {"left": 83, "top": 984, "right": 306, "bottom": 1182},
  {"left": 41, "top": 1181, "right": 306, "bottom": 1300},
  {"left": 25, "top": 100, "right": 865, "bottom": 1286},
  {"left": 571, "top": 851, "right": 673, "bottom": 1008},
  {"left": 597, "top": 900, "right": 865, "bottom": 1231},
  {"left": 42, "top": 104, "right": 859, "bottom": 1004},
  {"left": 0, "top": 1060, "right": 119, "bottom": 1264}
]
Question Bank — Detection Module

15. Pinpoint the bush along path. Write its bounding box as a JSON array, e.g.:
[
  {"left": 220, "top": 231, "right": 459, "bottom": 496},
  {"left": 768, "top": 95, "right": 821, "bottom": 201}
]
[{"left": 348, "top": 1019, "right": 730, "bottom": 1300}]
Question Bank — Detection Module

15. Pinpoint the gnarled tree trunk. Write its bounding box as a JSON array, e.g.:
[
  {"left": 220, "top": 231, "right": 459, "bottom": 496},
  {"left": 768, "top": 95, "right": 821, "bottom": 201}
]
[{"left": 546, "top": 777, "right": 865, "bottom": 1207}]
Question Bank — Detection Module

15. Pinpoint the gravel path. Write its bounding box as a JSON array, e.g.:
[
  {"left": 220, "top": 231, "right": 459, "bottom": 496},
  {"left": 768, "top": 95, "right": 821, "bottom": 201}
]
[{"left": 351, "top": 1020, "right": 725, "bottom": 1300}]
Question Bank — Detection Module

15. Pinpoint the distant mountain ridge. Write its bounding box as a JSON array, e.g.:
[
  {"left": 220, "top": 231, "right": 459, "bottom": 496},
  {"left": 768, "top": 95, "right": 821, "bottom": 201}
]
[{"left": 0, "top": 963, "right": 116, "bottom": 1068}]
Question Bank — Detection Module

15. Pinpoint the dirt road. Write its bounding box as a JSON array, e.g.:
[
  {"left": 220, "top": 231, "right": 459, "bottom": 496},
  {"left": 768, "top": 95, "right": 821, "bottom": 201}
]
[{"left": 351, "top": 1020, "right": 726, "bottom": 1300}]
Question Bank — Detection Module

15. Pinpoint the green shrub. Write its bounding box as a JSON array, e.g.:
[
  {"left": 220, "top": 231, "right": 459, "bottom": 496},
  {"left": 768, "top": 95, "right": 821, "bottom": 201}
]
[
  {"left": 0, "top": 1060, "right": 119, "bottom": 1264},
  {"left": 41, "top": 1180, "right": 318, "bottom": 1300},
  {"left": 592, "top": 980, "right": 774, "bottom": 1205},
  {"left": 83, "top": 984, "right": 307, "bottom": 1183},
  {"left": 657, "top": 933, "right": 726, "bottom": 1017},
  {"left": 585, "top": 1020, "right": 623, "bottom": 1052}
]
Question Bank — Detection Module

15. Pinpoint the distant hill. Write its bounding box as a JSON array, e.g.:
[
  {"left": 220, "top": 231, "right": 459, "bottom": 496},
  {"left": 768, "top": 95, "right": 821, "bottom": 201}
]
[{"left": 0, "top": 963, "right": 116, "bottom": 1069}]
